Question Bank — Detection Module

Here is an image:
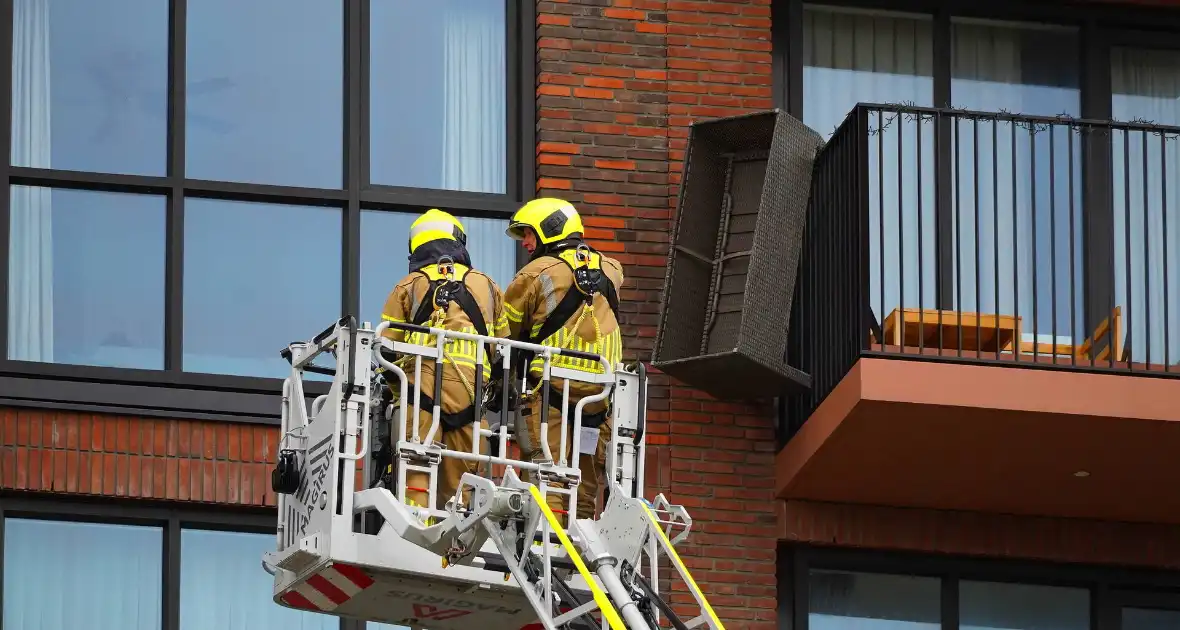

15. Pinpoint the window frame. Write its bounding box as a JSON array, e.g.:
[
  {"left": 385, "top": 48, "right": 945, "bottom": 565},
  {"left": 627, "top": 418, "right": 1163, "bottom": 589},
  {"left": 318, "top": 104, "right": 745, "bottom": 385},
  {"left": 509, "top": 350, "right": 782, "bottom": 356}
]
[
  {"left": 0, "top": 0, "right": 536, "bottom": 423},
  {"left": 780, "top": 543, "right": 1180, "bottom": 630}
]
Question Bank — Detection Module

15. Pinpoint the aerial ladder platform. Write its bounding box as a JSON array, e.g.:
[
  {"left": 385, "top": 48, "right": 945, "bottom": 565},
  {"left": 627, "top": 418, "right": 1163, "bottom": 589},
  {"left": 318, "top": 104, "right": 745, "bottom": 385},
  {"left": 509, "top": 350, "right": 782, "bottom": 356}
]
[{"left": 262, "top": 316, "right": 724, "bottom": 630}]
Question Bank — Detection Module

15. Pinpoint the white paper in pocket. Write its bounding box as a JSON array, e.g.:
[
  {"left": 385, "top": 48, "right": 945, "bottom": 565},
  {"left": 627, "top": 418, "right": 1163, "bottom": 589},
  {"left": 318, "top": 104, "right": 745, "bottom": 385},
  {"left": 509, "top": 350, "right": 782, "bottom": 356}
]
[{"left": 578, "top": 426, "right": 599, "bottom": 458}]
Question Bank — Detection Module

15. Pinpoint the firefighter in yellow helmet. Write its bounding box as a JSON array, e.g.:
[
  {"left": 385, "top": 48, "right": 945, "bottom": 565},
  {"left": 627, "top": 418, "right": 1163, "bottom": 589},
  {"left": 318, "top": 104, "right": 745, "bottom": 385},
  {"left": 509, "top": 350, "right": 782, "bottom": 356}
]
[
  {"left": 375, "top": 208, "right": 509, "bottom": 520},
  {"left": 500, "top": 198, "right": 624, "bottom": 520}
]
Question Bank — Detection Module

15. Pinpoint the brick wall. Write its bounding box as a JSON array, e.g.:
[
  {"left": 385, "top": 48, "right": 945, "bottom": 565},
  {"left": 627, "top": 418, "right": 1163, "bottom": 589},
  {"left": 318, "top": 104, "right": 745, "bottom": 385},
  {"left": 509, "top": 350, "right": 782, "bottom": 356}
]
[
  {"left": 535, "top": 0, "right": 778, "bottom": 627},
  {"left": 1, "top": 408, "right": 276, "bottom": 507}
]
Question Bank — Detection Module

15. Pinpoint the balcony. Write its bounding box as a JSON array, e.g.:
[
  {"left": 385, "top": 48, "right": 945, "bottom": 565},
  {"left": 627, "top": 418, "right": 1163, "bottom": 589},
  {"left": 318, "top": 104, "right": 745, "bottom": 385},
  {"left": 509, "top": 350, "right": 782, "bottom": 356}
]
[{"left": 777, "top": 104, "right": 1180, "bottom": 524}]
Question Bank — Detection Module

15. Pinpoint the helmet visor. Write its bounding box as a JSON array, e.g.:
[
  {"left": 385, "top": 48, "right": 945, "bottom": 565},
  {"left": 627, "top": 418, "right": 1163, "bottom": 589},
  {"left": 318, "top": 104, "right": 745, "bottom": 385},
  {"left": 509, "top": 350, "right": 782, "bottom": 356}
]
[{"left": 505, "top": 221, "right": 530, "bottom": 241}]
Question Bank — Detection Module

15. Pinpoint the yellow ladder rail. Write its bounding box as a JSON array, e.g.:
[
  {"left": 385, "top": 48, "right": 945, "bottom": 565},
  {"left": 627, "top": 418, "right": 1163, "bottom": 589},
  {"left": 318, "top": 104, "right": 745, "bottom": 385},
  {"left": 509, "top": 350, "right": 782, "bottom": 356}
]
[{"left": 527, "top": 485, "right": 627, "bottom": 630}]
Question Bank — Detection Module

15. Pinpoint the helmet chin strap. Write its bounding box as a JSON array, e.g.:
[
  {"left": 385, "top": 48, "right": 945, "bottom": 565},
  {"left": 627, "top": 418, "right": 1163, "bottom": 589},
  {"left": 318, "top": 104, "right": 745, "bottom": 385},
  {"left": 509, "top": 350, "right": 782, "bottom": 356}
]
[{"left": 531, "top": 234, "right": 586, "bottom": 260}]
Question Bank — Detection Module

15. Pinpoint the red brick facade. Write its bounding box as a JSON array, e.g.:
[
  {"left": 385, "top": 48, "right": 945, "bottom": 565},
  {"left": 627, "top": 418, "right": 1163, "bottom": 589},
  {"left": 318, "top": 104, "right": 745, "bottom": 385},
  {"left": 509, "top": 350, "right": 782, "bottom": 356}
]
[
  {"left": 1, "top": 411, "right": 275, "bottom": 506},
  {"left": 535, "top": 1, "right": 779, "bottom": 625}
]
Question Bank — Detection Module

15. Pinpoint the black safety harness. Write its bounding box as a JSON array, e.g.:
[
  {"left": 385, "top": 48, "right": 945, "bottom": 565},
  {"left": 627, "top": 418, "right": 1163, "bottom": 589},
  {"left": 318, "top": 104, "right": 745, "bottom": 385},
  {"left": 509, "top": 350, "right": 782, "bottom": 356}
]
[
  {"left": 386, "top": 257, "right": 494, "bottom": 432},
  {"left": 519, "top": 244, "right": 621, "bottom": 429}
]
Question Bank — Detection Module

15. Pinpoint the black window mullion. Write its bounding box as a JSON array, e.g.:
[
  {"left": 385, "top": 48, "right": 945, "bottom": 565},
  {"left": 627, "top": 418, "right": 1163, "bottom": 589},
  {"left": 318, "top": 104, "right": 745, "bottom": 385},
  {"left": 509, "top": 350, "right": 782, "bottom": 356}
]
[
  {"left": 934, "top": 9, "right": 955, "bottom": 311},
  {"left": 942, "top": 573, "right": 960, "bottom": 630},
  {"left": 0, "top": 505, "right": 6, "bottom": 630},
  {"left": 164, "top": 516, "right": 181, "bottom": 630},
  {"left": 520, "top": 0, "right": 536, "bottom": 204},
  {"left": 343, "top": 0, "right": 362, "bottom": 321},
  {"left": 1094, "top": 582, "right": 1118, "bottom": 630},
  {"left": 0, "top": 0, "right": 13, "bottom": 365},
  {"left": 793, "top": 548, "right": 809, "bottom": 630},
  {"left": 1080, "top": 20, "right": 1116, "bottom": 357},
  {"left": 359, "top": 0, "right": 371, "bottom": 190},
  {"left": 786, "top": 0, "right": 803, "bottom": 120},
  {"left": 165, "top": 0, "right": 187, "bottom": 372},
  {"left": 777, "top": 544, "right": 795, "bottom": 630},
  {"left": 505, "top": 0, "right": 520, "bottom": 202}
]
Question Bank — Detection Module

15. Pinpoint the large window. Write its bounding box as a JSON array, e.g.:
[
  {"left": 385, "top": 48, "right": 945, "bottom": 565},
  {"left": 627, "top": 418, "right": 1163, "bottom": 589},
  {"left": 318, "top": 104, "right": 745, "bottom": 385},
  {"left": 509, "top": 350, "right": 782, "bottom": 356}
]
[
  {"left": 1111, "top": 45, "right": 1180, "bottom": 366},
  {"left": 3, "top": 517, "right": 164, "bottom": 630},
  {"left": 182, "top": 199, "right": 342, "bottom": 379},
  {"left": 960, "top": 580, "right": 1089, "bottom": 630},
  {"left": 809, "top": 569, "right": 941, "bottom": 629},
  {"left": 802, "top": 6, "right": 934, "bottom": 141},
  {"left": 9, "top": 0, "right": 169, "bottom": 176},
  {"left": 359, "top": 209, "right": 516, "bottom": 325},
  {"left": 186, "top": 0, "right": 344, "bottom": 188},
  {"left": 1, "top": 0, "right": 528, "bottom": 399},
  {"left": 949, "top": 19, "right": 1085, "bottom": 346},
  {"left": 803, "top": 6, "right": 937, "bottom": 339},
  {"left": 369, "top": 0, "right": 507, "bottom": 194},
  {"left": 8, "top": 186, "right": 166, "bottom": 368},
  {"left": 0, "top": 504, "right": 359, "bottom": 630},
  {"left": 787, "top": 547, "right": 1180, "bottom": 630},
  {"left": 180, "top": 528, "right": 336, "bottom": 630}
]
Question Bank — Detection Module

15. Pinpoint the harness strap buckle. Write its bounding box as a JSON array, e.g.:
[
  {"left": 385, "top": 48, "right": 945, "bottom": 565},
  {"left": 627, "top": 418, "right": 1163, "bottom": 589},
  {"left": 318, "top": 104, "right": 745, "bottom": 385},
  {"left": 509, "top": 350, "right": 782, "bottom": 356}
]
[{"left": 436, "top": 255, "right": 456, "bottom": 281}]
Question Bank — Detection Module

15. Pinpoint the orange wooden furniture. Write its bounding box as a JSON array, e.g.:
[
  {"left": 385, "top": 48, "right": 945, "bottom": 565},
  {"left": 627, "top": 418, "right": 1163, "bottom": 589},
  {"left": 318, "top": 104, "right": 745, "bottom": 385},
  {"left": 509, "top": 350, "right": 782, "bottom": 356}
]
[{"left": 878, "top": 307, "right": 1022, "bottom": 354}]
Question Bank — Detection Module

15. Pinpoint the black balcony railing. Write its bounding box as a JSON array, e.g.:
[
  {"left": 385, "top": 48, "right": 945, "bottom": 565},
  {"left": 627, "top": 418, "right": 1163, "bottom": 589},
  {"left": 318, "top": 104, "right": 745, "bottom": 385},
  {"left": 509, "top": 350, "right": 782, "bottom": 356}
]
[{"left": 788, "top": 103, "right": 1180, "bottom": 424}]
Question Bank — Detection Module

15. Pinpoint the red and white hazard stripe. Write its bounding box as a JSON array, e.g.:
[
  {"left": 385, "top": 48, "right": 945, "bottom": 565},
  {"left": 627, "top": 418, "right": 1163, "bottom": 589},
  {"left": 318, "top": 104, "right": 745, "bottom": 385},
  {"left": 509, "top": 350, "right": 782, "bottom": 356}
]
[{"left": 279, "top": 563, "right": 376, "bottom": 612}]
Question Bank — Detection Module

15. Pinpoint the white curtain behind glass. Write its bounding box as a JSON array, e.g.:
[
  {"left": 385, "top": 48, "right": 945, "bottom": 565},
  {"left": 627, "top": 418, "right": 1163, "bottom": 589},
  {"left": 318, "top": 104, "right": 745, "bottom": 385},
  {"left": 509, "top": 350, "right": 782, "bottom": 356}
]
[
  {"left": 179, "top": 529, "right": 334, "bottom": 630},
  {"left": 442, "top": 2, "right": 506, "bottom": 194},
  {"left": 3, "top": 518, "right": 162, "bottom": 630},
  {"left": 1111, "top": 46, "right": 1180, "bottom": 366},
  {"left": 803, "top": 6, "right": 937, "bottom": 327},
  {"left": 9, "top": 0, "right": 54, "bottom": 361},
  {"left": 950, "top": 22, "right": 1084, "bottom": 347}
]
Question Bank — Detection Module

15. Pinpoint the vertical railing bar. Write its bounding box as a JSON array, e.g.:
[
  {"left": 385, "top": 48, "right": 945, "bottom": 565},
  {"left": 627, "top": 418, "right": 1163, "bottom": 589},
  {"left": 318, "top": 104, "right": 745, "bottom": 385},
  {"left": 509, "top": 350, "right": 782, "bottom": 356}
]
[
  {"left": 898, "top": 109, "right": 906, "bottom": 355},
  {"left": 1124, "top": 129, "right": 1133, "bottom": 371},
  {"left": 825, "top": 121, "right": 833, "bottom": 396},
  {"left": 936, "top": 111, "right": 945, "bottom": 352},
  {"left": 848, "top": 115, "right": 857, "bottom": 365},
  {"left": 879, "top": 110, "right": 886, "bottom": 355},
  {"left": 1012, "top": 121, "right": 1020, "bottom": 364},
  {"left": 917, "top": 112, "right": 926, "bottom": 357},
  {"left": 859, "top": 108, "right": 871, "bottom": 364},
  {"left": 1162, "top": 132, "right": 1170, "bottom": 373},
  {"left": 955, "top": 116, "right": 963, "bottom": 357},
  {"left": 973, "top": 117, "right": 981, "bottom": 359},
  {"left": 1109, "top": 128, "right": 1119, "bottom": 371},
  {"left": 849, "top": 116, "right": 859, "bottom": 375},
  {"left": 1142, "top": 130, "right": 1151, "bottom": 370},
  {"left": 993, "top": 119, "right": 1001, "bottom": 361},
  {"left": 1050, "top": 123, "right": 1059, "bottom": 362},
  {"left": 841, "top": 114, "right": 849, "bottom": 378},
  {"left": 1030, "top": 123, "right": 1040, "bottom": 364},
  {"left": 822, "top": 126, "right": 830, "bottom": 394},
  {"left": 1068, "top": 125, "right": 1077, "bottom": 368},
  {"left": 840, "top": 119, "right": 849, "bottom": 382},
  {"left": 841, "top": 119, "right": 849, "bottom": 370},
  {"left": 1082, "top": 125, "right": 1093, "bottom": 369},
  {"left": 828, "top": 123, "right": 836, "bottom": 387}
]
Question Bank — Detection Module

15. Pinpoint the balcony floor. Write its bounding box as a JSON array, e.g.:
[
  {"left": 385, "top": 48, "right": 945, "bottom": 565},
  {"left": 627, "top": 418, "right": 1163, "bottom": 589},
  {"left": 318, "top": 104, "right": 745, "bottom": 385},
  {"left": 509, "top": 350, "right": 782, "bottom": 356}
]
[{"left": 776, "top": 356, "right": 1180, "bottom": 525}]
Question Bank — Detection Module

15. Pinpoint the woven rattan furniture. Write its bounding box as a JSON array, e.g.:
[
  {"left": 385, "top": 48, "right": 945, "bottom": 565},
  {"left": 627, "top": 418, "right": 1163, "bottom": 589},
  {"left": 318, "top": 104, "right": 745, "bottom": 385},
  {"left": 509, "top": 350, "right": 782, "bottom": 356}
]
[{"left": 652, "top": 109, "right": 823, "bottom": 400}]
